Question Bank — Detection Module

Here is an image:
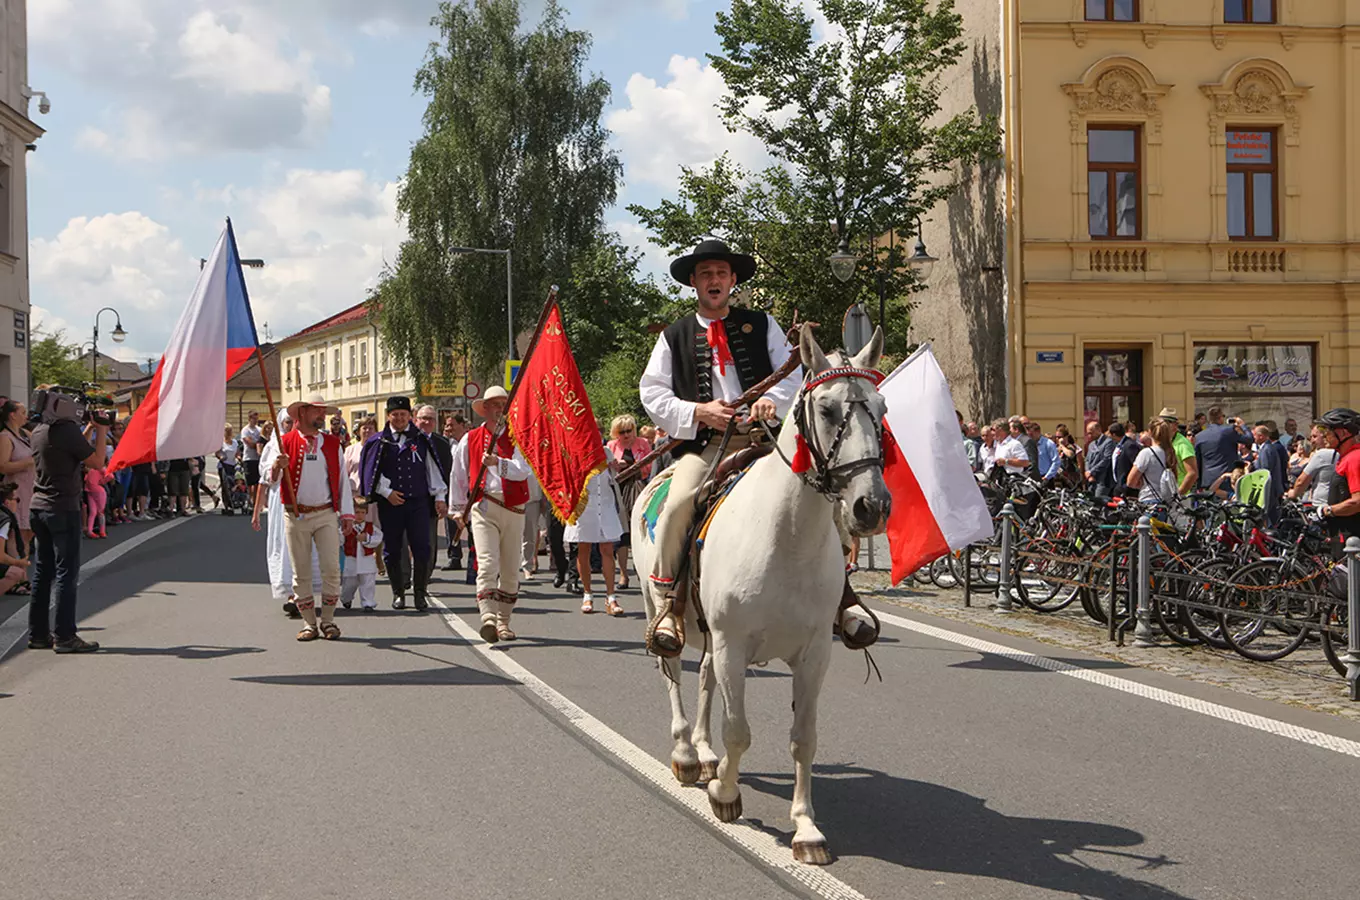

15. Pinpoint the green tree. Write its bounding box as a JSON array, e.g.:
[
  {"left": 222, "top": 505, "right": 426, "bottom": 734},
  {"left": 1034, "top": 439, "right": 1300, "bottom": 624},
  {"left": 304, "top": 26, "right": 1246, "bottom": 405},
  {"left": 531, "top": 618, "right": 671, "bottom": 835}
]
[
  {"left": 630, "top": 0, "right": 1000, "bottom": 358},
  {"left": 30, "top": 330, "right": 100, "bottom": 389},
  {"left": 374, "top": 0, "right": 622, "bottom": 382}
]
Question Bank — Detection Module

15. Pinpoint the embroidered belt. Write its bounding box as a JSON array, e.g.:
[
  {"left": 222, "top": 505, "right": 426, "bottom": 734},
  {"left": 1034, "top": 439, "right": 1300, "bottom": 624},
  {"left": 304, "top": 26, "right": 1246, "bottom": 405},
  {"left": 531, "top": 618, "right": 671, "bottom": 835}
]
[{"left": 480, "top": 494, "right": 525, "bottom": 514}]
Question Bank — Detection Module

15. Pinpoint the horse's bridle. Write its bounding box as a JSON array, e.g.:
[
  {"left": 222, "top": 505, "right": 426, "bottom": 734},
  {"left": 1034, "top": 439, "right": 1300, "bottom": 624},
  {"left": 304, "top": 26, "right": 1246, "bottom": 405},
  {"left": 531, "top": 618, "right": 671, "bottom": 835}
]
[{"left": 786, "top": 365, "right": 886, "bottom": 498}]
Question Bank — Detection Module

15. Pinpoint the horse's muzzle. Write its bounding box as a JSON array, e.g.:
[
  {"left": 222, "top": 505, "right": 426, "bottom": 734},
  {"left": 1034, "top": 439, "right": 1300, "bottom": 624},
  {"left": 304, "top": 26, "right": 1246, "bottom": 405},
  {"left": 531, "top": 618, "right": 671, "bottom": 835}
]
[{"left": 850, "top": 493, "right": 891, "bottom": 537}]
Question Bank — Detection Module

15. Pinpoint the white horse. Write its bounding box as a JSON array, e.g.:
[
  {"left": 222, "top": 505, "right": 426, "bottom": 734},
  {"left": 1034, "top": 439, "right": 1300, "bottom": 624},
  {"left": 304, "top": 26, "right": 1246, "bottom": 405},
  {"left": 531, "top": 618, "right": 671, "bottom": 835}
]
[{"left": 632, "top": 324, "right": 891, "bottom": 865}]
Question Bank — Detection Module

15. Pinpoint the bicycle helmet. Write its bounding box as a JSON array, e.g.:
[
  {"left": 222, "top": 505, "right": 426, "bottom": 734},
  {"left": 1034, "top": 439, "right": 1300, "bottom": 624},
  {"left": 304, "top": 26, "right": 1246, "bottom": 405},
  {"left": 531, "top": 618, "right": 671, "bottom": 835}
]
[{"left": 1320, "top": 407, "right": 1360, "bottom": 436}]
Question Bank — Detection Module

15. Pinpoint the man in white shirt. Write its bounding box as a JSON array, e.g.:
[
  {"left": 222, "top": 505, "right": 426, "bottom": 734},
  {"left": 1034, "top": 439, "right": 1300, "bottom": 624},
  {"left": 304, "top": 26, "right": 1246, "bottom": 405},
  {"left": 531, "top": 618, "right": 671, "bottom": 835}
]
[
  {"left": 271, "top": 393, "right": 355, "bottom": 641},
  {"left": 995, "top": 417, "right": 1031, "bottom": 475},
  {"left": 358, "top": 396, "right": 449, "bottom": 611},
  {"left": 637, "top": 239, "right": 799, "bottom": 656},
  {"left": 450, "top": 386, "right": 532, "bottom": 643},
  {"left": 240, "top": 410, "right": 263, "bottom": 495}
]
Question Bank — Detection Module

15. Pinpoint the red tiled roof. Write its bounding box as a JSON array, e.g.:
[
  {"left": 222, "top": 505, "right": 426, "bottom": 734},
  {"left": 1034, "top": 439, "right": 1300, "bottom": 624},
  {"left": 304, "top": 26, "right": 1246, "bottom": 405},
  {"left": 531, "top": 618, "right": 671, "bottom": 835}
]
[{"left": 284, "top": 300, "right": 376, "bottom": 342}]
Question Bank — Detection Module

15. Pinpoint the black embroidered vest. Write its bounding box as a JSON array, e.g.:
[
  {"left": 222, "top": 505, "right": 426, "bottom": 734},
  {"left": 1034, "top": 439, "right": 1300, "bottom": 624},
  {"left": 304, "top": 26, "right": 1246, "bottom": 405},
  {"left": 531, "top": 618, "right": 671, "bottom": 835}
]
[{"left": 662, "top": 307, "right": 775, "bottom": 456}]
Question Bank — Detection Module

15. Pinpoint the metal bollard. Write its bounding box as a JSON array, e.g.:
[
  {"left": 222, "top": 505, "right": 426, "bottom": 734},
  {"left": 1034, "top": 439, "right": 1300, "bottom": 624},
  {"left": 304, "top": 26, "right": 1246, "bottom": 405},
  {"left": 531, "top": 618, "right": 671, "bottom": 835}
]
[
  {"left": 1346, "top": 537, "right": 1360, "bottom": 701},
  {"left": 997, "top": 503, "right": 1015, "bottom": 613},
  {"left": 963, "top": 544, "right": 973, "bottom": 608},
  {"left": 1134, "top": 516, "right": 1156, "bottom": 648}
]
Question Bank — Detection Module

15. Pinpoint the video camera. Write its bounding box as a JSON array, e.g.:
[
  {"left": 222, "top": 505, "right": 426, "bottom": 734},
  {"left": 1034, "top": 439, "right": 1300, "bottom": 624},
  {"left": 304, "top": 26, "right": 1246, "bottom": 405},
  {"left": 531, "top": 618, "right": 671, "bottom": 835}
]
[{"left": 31, "top": 385, "right": 118, "bottom": 428}]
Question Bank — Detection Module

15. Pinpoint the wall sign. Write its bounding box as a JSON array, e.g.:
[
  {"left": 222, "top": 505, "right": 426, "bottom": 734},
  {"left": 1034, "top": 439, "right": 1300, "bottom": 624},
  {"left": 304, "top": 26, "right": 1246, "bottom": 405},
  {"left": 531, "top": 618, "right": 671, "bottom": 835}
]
[{"left": 1035, "top": 351, "right": 1064, "bottom": 364}]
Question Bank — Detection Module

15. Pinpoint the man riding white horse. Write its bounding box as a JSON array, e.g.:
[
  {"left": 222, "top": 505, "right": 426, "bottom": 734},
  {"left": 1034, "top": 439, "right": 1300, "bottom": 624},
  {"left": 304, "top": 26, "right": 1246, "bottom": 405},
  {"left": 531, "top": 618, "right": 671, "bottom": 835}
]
[{"left": 638, "top": 238, "right": 878, "bottom": 656}]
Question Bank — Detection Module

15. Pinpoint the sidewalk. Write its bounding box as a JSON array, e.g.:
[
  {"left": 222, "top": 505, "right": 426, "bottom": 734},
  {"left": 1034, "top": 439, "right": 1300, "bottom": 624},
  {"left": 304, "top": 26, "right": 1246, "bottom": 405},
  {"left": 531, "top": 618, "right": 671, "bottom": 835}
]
[{"left": 855, "top": 570, "right": 1360, "bottom": 723}]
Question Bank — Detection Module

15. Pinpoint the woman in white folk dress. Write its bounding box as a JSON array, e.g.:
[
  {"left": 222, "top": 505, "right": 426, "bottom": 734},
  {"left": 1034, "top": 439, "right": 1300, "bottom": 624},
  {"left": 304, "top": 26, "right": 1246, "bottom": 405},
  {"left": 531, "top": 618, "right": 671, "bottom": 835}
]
[
  {"left": 565, "top": 445, "right": 625, "bottom": 616},
  {"left": 252, "top": 409, "right": 320, "bottom": 617}
]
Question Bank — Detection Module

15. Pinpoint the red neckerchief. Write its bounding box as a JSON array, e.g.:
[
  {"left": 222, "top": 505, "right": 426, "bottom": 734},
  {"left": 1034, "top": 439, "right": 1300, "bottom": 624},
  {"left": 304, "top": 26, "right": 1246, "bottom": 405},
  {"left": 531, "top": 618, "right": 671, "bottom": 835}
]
[{"left": 706, "top": 317, "right": 733, "bottom": 376}]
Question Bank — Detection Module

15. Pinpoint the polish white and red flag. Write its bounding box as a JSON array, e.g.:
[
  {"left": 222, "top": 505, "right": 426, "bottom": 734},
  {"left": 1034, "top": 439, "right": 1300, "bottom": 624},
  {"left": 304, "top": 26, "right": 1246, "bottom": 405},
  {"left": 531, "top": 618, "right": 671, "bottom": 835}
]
[
  {"left": 879, "top": 344, "right": 993, "bottom": 584},
  {"left": 110, "top": 220, "right": 263, "bottom": 471}
]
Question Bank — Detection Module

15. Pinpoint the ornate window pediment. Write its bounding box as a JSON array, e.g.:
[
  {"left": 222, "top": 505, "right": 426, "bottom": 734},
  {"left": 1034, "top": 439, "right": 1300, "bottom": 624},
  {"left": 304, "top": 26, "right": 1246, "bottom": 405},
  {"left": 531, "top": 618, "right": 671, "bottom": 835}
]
[
  {"left": 1062, "top": 57, "right": 1173, "bottom": 121},
  {"left": 1200, "top": 59, "right": 1309, "bottom": 135}
]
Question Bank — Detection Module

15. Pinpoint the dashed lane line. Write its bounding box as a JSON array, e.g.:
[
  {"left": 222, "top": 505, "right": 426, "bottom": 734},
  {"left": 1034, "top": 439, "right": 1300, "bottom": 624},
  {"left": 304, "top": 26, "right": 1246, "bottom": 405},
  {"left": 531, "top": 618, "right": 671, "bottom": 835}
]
[
  {"left": 430, "top": 598, "right": 876, "bottom": 900},
  {"left": 871, "top": 606, "right": 1360, "bottom": 759},
  {"left": 0, "top": 517, "right": 190, "bottom": 664}
]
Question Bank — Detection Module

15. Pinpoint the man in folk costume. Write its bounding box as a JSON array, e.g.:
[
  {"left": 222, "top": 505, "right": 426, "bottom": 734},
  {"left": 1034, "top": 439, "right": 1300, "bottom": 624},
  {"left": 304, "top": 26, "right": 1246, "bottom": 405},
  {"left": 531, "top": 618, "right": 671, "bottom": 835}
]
[
  {"left": 638, "top": 238, "right": 879, "bottom": 656},
  {"left": 271, "top": 393, "right": 355, "bottom": 641},
  {"left": 358, "top": 396, "right": 449, "bottom": 611},
  {"left": 448, "top": 386, "right": 531, "bottom": 644}
]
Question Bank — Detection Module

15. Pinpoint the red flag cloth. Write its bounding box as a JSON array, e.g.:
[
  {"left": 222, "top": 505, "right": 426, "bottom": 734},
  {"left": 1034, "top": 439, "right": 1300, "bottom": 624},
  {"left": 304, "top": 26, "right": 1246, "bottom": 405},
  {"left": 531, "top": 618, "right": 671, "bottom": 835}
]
[
  {"left": 882, "top": 424, "right": 951, "bottom": 584},
  {"left": 506, "top": 302, "right": 608, "bottom": 524}
]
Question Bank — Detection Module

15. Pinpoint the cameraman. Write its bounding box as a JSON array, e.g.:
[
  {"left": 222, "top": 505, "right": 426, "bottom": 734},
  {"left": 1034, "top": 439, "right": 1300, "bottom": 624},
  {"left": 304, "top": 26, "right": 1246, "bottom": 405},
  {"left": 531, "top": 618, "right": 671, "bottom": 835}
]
[{"left": 26, "top": 396, "right": 109, "bottom": 653}]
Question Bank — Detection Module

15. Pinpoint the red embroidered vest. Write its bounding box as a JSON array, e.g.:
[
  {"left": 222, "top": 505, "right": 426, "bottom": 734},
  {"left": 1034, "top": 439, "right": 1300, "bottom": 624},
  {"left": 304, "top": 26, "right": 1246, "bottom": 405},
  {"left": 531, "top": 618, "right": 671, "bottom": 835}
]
[
  {"left": 343, "top": 521, "right": 377, "bottom": 558},
  {"left": 467, "top": 425, "right": 529, "bottom": 507},
  {"left": 280, "top": 430, "right": 344, "bottom": 512}
]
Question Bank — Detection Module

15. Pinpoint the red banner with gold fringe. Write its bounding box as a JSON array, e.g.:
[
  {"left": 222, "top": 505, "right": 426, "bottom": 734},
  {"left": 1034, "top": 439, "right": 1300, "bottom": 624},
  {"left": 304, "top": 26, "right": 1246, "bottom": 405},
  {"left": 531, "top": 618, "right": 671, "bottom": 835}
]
[{"left": 506, "top": 302, "right": 607, "bottom": 524}]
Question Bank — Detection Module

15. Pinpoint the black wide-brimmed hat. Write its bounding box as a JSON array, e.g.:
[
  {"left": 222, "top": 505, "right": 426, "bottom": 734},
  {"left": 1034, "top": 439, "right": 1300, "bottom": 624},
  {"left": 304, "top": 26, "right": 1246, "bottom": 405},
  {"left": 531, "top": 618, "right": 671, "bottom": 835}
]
[
  {"left": 669, "top": 238, "right": 757, "bottom": 286},
  {"left": 386, "top": 396, "right": 412, "bottom": 414}
]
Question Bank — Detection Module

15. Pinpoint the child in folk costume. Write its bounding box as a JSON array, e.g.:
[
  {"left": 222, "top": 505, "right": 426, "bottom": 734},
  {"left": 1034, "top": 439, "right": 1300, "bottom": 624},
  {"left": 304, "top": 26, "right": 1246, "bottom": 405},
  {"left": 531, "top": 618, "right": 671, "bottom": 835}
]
[{"left": 341, "top": 498, "right": 383, "bottom": 610}]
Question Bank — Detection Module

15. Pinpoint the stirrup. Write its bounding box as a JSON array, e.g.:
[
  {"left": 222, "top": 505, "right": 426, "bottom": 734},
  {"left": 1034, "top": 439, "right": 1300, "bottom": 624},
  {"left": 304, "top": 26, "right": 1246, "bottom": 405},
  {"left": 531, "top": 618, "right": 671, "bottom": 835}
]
[
  {"left": 645, "top": 594, "right": 685, "bottom": 659},
  {"left": 838, "top": 603, "right": 881, "bottom": 651}
]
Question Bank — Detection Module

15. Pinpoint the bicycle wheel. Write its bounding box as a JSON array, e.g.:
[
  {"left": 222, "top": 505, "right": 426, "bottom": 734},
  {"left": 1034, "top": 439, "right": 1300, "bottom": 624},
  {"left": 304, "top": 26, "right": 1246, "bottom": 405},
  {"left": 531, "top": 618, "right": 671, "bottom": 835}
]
[
  {"left": 930, "top": 554, "right": 959, "bottom": 589},
  {"left": 1320, "top": 602, "right": 1351, "bottom": 677},
  {"left": 1179, "top": 556, "right": 1234, "bottom": 649},
  {"left": 1219, "top": 560, "right": 1313, "bottom": 662},
  {"left": 1150, "top": 549, "right": 1206, "bottom": 647},
  {"left": 1079, "top": 541, "right": 1130, "bottom": 625},
  {"left": 1018, "top": 538, "right": 1083, "bottom": 612}
]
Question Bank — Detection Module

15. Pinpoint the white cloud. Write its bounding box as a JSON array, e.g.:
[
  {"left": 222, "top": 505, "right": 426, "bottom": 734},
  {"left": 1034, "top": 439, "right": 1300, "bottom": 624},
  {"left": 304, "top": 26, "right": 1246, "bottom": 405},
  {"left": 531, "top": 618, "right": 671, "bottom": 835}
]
[
  {"left": 607, "top": 55, "right": 774, "bottom": 190},
  {"left": 32, "top": 0, "right": 333, "bottom": 159},
  {"left": 29, "top": 169, "right": 404, "bottom": 360}
]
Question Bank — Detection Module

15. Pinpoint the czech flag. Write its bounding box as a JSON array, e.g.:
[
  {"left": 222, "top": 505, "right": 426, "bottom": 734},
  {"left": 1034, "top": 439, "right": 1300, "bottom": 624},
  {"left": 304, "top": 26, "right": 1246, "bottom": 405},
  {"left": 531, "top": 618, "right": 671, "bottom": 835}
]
[
  {"left": 110, "top": 220, "right": 262, "bottom": 471},
  {"left": 879, "top": 344, "right": 993, "bottom": 584}
]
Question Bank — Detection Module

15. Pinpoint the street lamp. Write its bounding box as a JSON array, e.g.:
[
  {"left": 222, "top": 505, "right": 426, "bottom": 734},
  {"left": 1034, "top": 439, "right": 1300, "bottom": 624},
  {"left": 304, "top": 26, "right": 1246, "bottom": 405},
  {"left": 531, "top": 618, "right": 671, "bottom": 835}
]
[
  {"left": 448, "top": 245, "right": 515, "bottom": 361},
  {"left": 827, "top": 238, "right": 858, "bottom": 284},
  {"left": 91, "top": 307, "right": 126, "bottom": 382},
  {"left": 906, "top": 217, "right": 938, "bottom": 282}
]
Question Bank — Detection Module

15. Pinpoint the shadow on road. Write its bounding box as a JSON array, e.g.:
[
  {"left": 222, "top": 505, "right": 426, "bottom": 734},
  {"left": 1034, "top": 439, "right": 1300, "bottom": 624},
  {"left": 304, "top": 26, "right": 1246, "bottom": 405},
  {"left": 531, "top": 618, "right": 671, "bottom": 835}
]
[
  {"left": 233, "top": 665, "right": 514, "bottom": 687},
  {"left": 948, "top": 655, "right": 1133, "bottom": 673},
  {"left": 743, "top": 764, "right": 1189, "bottom": 900},
  {"left": 96, "top": 645, "right": 266, "bottom": 660}
]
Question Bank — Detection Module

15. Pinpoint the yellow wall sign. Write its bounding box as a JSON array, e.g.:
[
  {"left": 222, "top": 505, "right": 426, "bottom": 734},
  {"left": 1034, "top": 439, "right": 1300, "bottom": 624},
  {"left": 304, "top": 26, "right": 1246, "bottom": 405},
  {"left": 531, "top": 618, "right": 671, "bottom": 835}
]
[
  {"left": 421, "top": 357, "right": 468, "bottom": 397},
  {"left": 504, "top": 359, "right": 522, "bottom": 390}
]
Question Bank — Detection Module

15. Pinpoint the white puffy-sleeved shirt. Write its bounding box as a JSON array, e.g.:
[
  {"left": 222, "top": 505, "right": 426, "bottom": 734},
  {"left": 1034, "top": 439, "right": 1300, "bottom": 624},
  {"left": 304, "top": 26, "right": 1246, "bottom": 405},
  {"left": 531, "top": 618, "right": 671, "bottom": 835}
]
[
  {"left": 638, "top": 312, "right": 802, "bottom": 440},
  {"left": 448, "top": 430, "right": 532, "bottom": 505}
]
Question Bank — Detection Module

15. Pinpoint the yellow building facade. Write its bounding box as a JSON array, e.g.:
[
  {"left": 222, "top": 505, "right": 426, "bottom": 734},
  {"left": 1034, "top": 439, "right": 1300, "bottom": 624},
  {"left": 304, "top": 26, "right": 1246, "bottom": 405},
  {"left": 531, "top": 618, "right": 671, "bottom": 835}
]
[
  {"left": 1004, "top": 0, "right": 1360, "bottom": 430},
  {"left": 276, "top": 302, "right": 477, "bottom": 426}
]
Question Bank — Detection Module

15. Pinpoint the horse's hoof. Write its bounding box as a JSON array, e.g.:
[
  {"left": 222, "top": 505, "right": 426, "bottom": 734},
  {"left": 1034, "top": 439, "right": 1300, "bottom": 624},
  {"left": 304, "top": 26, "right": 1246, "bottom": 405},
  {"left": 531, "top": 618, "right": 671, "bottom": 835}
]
[
  {"left": 698, "top": 760, "right": 719, "bottom": 783},
  {"left": 792, "top": 840, "right": 833, "bottom": 866},
  {"left": 709, "top": 792, "right": 742, "bottom": 823},
  {"left": 671, "top": 759, "right": 702, "bottom": 785}
]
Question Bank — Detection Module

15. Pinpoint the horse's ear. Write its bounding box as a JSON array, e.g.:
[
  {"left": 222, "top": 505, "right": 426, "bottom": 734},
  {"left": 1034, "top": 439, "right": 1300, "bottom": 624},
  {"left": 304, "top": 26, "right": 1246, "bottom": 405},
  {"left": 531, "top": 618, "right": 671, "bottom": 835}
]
[
  {"left": 799, "top": 324, "right": 831, "bottom": 375},
  {"left": 850, "top": 326, "right": 884, "bottom": 371}
]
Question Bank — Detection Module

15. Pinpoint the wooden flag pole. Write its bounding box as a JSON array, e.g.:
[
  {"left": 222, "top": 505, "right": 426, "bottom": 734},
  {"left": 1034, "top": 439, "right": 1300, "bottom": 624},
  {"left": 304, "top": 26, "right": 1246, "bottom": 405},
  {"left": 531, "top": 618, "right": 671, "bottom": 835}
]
[
  {"left": 459, "top": 285, "right": 559, "bottom": 522},
  {"left": 254, "top": 345, "right": 300, "bottom": 517}
]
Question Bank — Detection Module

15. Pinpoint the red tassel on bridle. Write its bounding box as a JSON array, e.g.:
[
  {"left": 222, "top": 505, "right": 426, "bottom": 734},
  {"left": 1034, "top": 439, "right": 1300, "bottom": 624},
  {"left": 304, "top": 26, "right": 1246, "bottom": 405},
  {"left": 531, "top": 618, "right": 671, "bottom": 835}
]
[{"left": 791, "top": 434, "right": 813, "bottom": 474}]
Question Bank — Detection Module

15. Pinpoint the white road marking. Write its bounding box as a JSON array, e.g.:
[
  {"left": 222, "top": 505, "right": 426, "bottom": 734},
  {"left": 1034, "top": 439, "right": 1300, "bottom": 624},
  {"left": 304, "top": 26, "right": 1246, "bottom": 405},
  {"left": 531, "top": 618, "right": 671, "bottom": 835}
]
[
  {"left": 430, "top": 599, "right": 875, "bottom": 900},
  {"left": 871, "top": 606, "right": 1360, "bottom": 759},
  {"left": 0, "top": 518, "right": 190, "bottom": 663}
]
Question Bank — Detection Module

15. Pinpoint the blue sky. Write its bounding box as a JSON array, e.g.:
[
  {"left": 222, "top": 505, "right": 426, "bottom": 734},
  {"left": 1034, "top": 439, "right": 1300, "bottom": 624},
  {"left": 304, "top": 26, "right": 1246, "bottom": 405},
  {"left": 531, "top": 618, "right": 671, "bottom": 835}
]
[{"left": 25, "top": 0, "right": 785, "bottom": 366}]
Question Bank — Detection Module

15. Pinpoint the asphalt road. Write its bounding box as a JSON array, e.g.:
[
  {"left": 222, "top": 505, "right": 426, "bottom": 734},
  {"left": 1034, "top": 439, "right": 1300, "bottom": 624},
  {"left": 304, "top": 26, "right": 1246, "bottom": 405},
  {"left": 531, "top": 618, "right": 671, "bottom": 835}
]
[{"left": 2, "top": 514, "right": 1358, "bottom": 900}]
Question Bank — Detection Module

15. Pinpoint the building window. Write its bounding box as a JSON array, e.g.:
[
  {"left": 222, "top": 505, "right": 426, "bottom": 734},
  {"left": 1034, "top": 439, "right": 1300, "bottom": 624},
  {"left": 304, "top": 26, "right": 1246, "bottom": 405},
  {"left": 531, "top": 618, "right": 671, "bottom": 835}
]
[
  {"left": 309, "top": 354, "right": 316, "bottom": 385},
  {"left": 319, "top": 351, "right": 327, "bottom": 383},
  {"left": 1088, "top": 127, "right": 1140, "bottom": 240},
  {"left": 380, "top": 342, "right": 390, "bottom": 371},
  {"left": 1086, "top": 0, "right": 1137, "bottom": 21},
  {"left": 1084, "top": 349, "right": 1144, "bottom": 430},
  {"left": 1193, "top": 344, "right": 1314, "bottom": 425},
  {"left": 349, "top": 344, "right": 357, "bottom": 377},
  {"left": 1227, "top": 129, "right": 1277, "bottom": 240},
  {"left": 360, "top": 341, "right": 369, "bottom": 376},
  {"left": 1225, "top": 0, "right": 1274, "bottom": 23},
  {"left": 286, "top": 360, "right": 293, "bottom": 390}
]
